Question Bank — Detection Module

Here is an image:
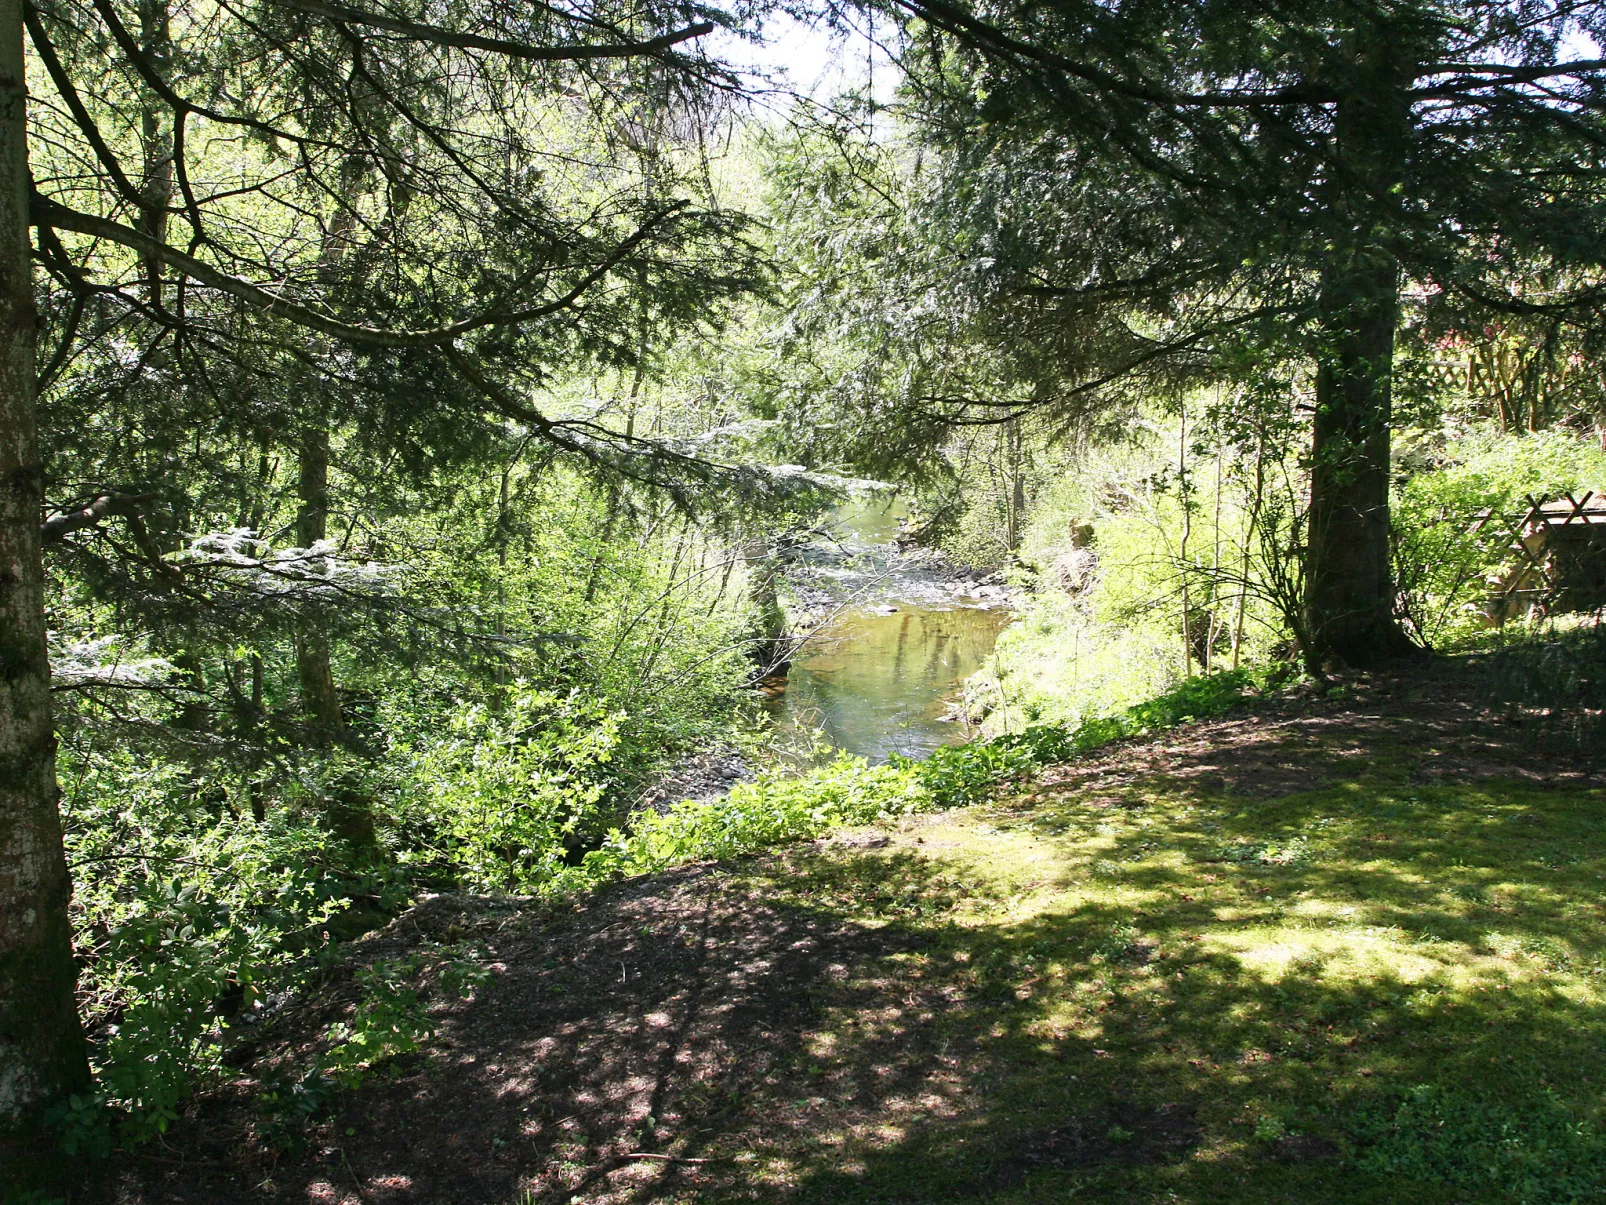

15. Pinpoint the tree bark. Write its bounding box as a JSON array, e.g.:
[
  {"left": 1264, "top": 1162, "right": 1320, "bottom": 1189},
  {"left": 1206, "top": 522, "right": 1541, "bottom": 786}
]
[
  {"left": 1005, "top": 416, "right": 1025, "bottom": 555},
  {"left": 1304, "top": 250, "right": 1415, "bottom": 663},
  {"left": 135, "top": 0, "right": 172, "bottom": 299},
  {"left": 294, "top": 426, "right": 344, "bottom": 735},
  {"left": 0, "top": 0, "right": 89, "bottom": 1129},
  {"left": 742, "top": 536, "right": 788, "bottom": 678},
  {"left": 294, "top": 427, "right": 376, "bottom": 847},
  {"left": 1303, "top": 52, "right": 1417, "bottom": 666},
  {"left": 293, "top": 151, "right": 387, "bottom": 849}
]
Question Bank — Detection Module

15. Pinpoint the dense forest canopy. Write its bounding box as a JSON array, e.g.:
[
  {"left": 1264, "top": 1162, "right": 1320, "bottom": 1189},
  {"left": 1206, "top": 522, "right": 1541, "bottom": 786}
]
[
  {"left": 3, "top": 0, "right": 1606, "bottom": 1175},
  {"left": 2, "top": 0, "right": 787, "bottom": 1126}
]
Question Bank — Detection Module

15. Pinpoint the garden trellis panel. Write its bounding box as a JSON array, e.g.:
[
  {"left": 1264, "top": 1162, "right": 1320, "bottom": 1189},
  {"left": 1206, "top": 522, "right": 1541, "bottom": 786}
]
[{"left": 1470, "top": 493, "right": 1606, "bottom": 622}]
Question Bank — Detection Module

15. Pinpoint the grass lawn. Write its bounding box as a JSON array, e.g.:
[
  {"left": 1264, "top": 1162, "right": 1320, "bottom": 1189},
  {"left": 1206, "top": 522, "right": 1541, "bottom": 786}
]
[
  {"left": 721, "top": 776, "right": 1606, "bottom": 1202},
  {"left": 119, "top": 673, "right": 1606, "bottom": 1204}
]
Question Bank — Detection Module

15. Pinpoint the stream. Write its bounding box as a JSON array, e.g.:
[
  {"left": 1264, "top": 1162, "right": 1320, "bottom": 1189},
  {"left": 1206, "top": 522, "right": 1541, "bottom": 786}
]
[{"left": 762, "top": 498, "right": 1014, "bottom": 762}]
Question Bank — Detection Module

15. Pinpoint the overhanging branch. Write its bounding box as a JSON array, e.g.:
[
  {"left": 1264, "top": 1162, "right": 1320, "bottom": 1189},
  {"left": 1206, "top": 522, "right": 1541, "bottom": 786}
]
[
  {"left": 33, "top": 195, "right": 689, "bottom": 349},
  {"left": 41, "top": 493, "right": 154, "bottom": 543},
  {"left": 268, "top": 0, "right": 714, "bottom": 64}
]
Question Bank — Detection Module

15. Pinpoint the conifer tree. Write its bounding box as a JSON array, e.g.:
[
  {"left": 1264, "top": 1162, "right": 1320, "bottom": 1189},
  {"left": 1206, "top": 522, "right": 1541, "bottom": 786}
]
[
  {"left": 0, "top": 0, "right": 754, "bottom": 1132},
  {"left": 870, "top": 0, "right": 1606, "bottom": 661}
]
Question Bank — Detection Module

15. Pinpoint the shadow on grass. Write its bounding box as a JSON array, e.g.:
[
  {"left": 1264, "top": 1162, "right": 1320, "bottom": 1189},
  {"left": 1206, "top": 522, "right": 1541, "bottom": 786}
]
[
  {"left": 768, "top": 845, "right": 1606, "bottom": 1205},
  {"left": 119, "top": 764, "right": 1606, "bottom": 1205}
]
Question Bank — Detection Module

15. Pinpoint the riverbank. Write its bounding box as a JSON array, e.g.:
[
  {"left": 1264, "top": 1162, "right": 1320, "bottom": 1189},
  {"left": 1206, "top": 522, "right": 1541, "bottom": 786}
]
[
  {"left": 614, "top": 501, "right": 1019, "bottom": 818},
  {"left": 763, "top": 498, "right": 1021, "bottom": 762},
  {"left": 110, "top": 660, "right": 1606, "bottom": 1204}
]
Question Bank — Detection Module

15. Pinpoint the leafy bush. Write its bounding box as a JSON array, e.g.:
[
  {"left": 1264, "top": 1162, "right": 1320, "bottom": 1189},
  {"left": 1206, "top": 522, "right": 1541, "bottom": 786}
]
[
  {"left": 580, "top": 670, "right": 1258, "bottom": 885},
  {"left": 1354, "top": 1084, "right": 1606, "bottom": 1203},
  {"left": 319, "top": 958, "right": 435, "bottom": 1090},
  {"left": 59, "top": 744, "right": 361, "bottom": 1147},
  {"left": 582, "top": 755, "right": 931, "bottom": 878},
  {"left": 402, "top": 686, "right": 624, "bottom": 891},
  {"left": 1393, "top": 428, "right": 1606, "bottom": 647},
  {"left": 253, "top": 947, "right": 492, "bottom": 1151}
]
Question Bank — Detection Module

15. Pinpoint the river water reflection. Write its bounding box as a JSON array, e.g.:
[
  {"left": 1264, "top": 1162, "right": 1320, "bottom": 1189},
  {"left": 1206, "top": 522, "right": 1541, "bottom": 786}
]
[
  {"left": 767, "top": 604, "right": 1012, "bottom": 761},
  {"left": 763, "top": 498, "right": 1014, "bottom": 762}
]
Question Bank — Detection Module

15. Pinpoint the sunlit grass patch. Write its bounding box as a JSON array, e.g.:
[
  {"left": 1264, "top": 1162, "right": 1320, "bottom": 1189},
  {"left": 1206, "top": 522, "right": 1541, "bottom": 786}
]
[{"left": 710, "top": 750, "right": 1606, "bottom": 1203}]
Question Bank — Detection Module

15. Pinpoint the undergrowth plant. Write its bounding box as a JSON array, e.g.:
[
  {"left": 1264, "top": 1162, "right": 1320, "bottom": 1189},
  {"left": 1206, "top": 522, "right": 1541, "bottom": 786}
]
[
  {"left": 1392, "top": 427, "right": 1606, "bottom": 648},
  {"left": 56, "top": 743, "right": 367, "bottom": 1150},
  {"left": 578, "top": 669, "right": 1264, "bottom": 884},
  {"left": 1354, "top": 1084, "right": 1606, "bottom": 1204},
  {"left": 402, "top": 686, "right": 625, "bottom": 890},
  {"left": 50, "top": 667, "right": 1260, "bottom": 1151},
  {"left": 259, "top": 946, "right": 491, "bottom": 1152}
]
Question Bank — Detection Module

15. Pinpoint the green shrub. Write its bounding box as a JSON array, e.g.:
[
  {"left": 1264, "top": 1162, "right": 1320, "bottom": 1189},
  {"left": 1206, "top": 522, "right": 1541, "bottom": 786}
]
[
  {"left": 319, "top": 958, "right": 434, "bottom": 1090},
  {"left": 256, "top": 946, "right": 489, "bottom": 1150},
  {"left": 1354, "top": 1084, "right": 1606, "bottom": 1203},
  {"left": 403, "top": 685, "right": 624, "bottom": 890},
  {"left": 582, "top": 754, "right": 931, "bottom": 879},
  {"left": 59, "top": 744, "right": 360, "bottom": 1146},
  {"left": 1393, "top": 428, "right": 1606, "bottom": 647},
  {"left": 580, "top": 670, "right": 1259, "bottom": 886}
]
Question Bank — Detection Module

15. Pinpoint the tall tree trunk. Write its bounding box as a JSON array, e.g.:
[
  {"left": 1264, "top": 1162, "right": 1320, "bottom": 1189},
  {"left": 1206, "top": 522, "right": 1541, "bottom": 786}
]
[
  {"left": 294, "top": 165, "right": 358, "bottom": 745},
  {"left": 743, "top": 536, "right": 788, "bottom": 678},
  {"left": 0, "top": 0, "right": 89, "bottom": 1129},
  {"left": 136, "top": 0, "right": 172, "bottom": 300},
  {"left": 295, "top": 162, "right": 381, "bottom": 848},
  {"left": 1303, "top": 56, "right": 1417, "bottom": 666},
  {"left": 1005, "top": 417, "right": 1025, "bottom": 555},
  {"left": 1305, "top": 251, "right": 1413, "bottom": 663},
  {"left": 294, "top": 427, "right": 344, "bottom": 736},
  {"left": 294, "top": 428, "right": 374, "bottom": 848}
]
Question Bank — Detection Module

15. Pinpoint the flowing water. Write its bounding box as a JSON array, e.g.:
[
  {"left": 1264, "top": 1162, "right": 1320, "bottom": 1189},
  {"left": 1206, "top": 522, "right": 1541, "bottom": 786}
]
[{"left": 763, "top": 499, "right": 1013, "bottom": 762}]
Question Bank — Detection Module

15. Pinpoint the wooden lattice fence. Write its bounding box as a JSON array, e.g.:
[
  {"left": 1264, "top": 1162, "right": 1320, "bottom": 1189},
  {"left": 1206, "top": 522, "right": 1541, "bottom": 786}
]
[{"left": 1469, "top": 492, "right": 1606, "bottom": 623}]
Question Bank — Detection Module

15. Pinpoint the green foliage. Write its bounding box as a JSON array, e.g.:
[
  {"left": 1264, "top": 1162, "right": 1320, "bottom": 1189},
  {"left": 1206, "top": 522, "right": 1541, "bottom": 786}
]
[
  {"left": 60, "top": 743, "right": 357, "bottom": 1145},
  {"left": 24, "top": 0, "right": 801, "bottom": 1149},
  {"left": 319, "top": 959, "right": 434, "bottom": 1091},
  {"left": 1212, "top": 837, "right": 1316, "bottom": 868},
  {"left": 1392, "top": 427, "right": 1606, "bottom": 647},
  {"left": 583, "top": 755, "right": 931, "bottom": 878},
  {"left": 979, "top": 412, "right": 1298, "bottom": 732},
  {"left": 403, "top": 686, "right": 624, "bottom": 891},
  {"left": 50, "top": 460, "right": 767, "bottom": 1146},
  {"left": 1093, "top": 922, "right": 1142, "bottom": 962},
  {"left": 256, "top": 1067, "right": 343, "bottom": 1154},
  {"left": 259, "top": 946, "right": 490, "bottom": 1150},
  {"left": 579, "top": 670, "right": 1257, "bottom": 886},
  {"left": 1354, "top": 1085, "right": 1606, "bottom": 1203}
]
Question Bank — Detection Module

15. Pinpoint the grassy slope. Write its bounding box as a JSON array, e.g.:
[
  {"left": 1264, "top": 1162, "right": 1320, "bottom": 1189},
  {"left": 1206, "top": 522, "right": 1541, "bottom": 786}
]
[
  {"left": 121, "top": 669, "right": 1606, "bottom": 1204},
  {"left": 696, "top": 683, "right": 1605, "bottom": 1203}
]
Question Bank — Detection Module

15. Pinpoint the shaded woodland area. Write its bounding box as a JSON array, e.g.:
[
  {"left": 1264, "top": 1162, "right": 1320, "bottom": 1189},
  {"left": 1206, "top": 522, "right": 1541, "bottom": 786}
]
[{"left": 3, "top": 0, "right": 1606, "bottom": 1200}]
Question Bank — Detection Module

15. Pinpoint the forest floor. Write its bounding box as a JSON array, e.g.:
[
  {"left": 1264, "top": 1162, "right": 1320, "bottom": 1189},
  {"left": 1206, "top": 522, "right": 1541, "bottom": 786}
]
[{"left": 115, "top": 662, "right": 1606, "bottom": 1205}]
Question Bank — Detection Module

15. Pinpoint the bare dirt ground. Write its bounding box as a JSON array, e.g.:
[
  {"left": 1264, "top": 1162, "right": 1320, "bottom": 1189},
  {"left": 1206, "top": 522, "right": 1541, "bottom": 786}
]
[
  {"left": 114, "top": 866, "right": 946, "bottom": 1204},
  {"left": 109, "top": 662, "right": 1606, "bottom": 1205}
]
